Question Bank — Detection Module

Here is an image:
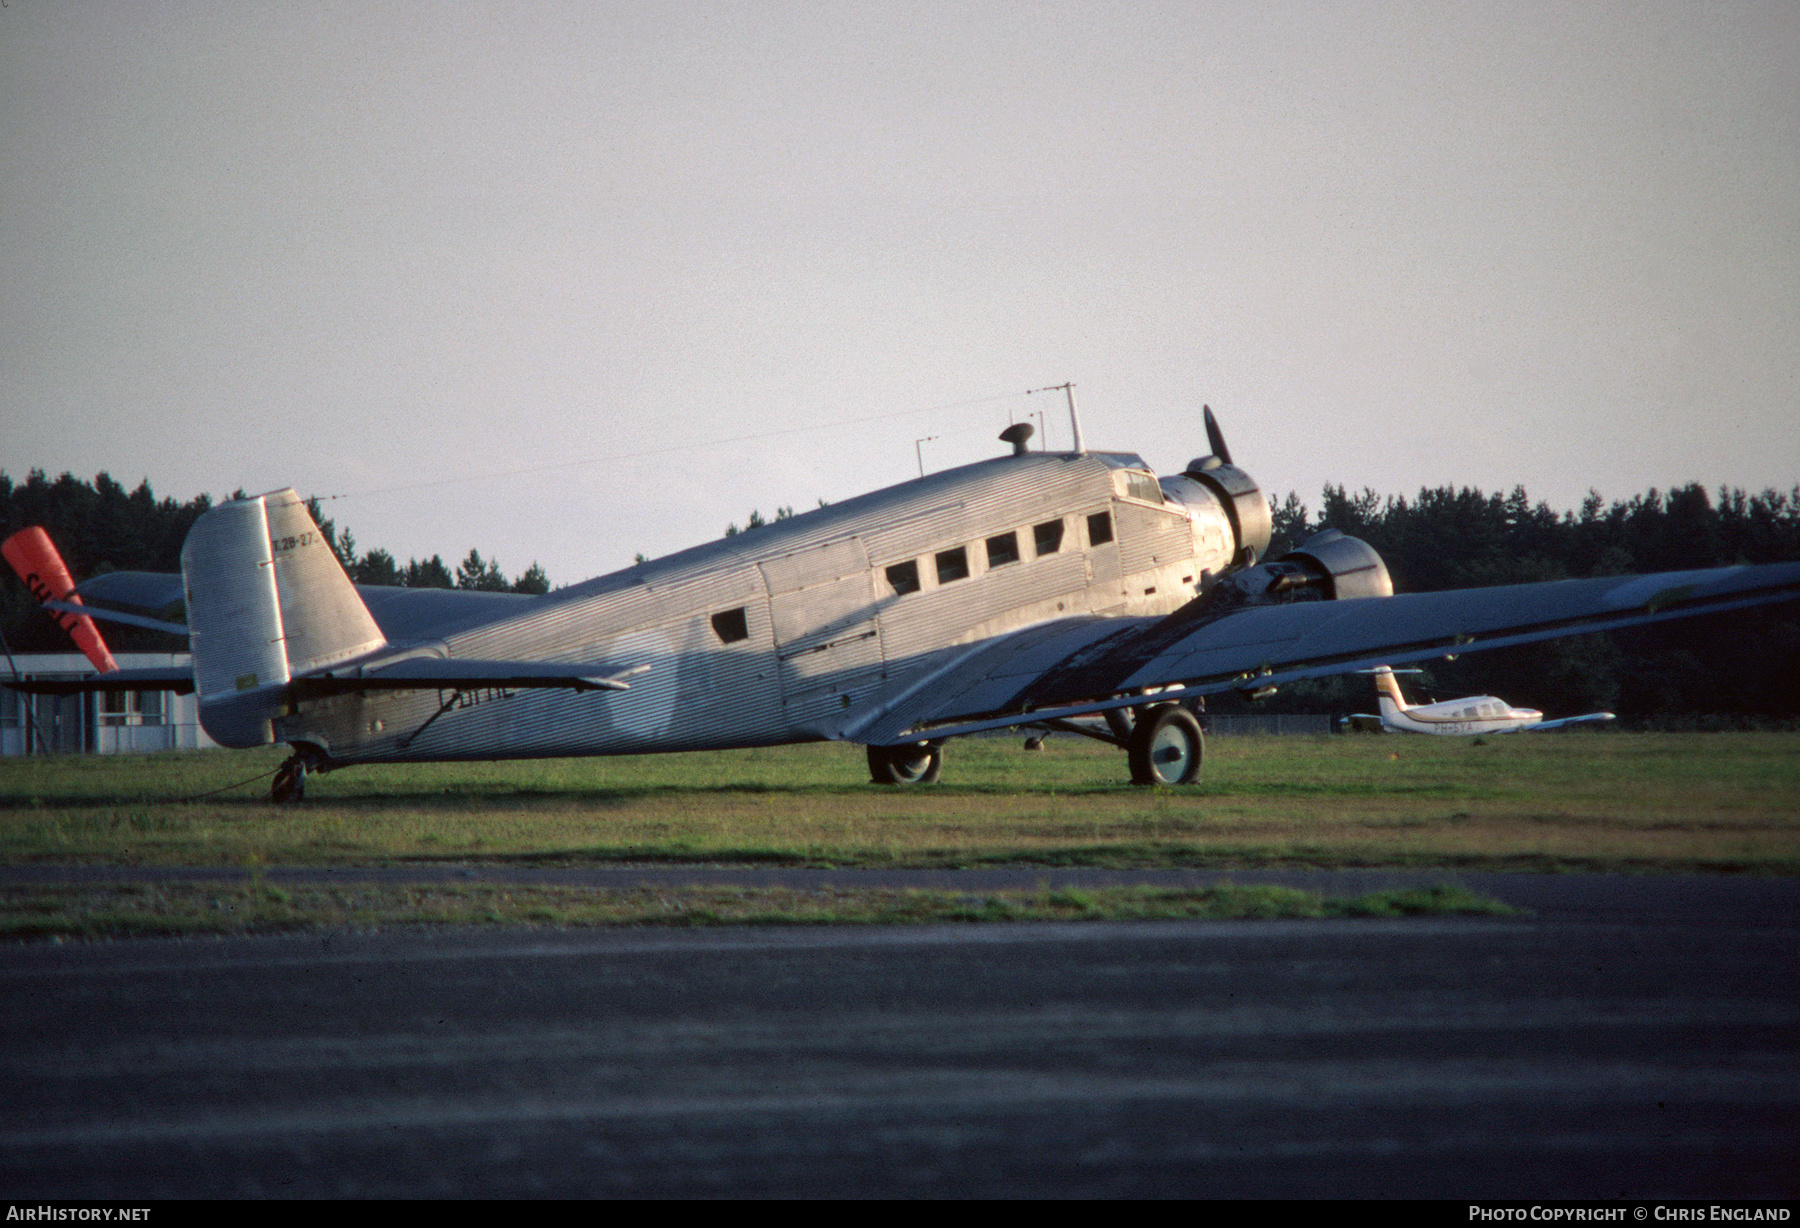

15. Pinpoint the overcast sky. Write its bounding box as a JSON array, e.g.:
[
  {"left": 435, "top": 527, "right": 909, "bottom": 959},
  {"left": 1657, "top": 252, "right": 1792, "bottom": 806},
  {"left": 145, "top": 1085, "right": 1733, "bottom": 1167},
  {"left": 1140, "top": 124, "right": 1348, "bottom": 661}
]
[{"left": 3, "top": 1, "right": 1795, "bottom": 586}]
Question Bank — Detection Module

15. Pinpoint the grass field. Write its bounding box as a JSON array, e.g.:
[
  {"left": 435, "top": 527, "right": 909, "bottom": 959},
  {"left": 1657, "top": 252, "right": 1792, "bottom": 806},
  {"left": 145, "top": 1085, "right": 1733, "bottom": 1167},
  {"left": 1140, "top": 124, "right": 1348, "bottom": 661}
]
[
  {"left": 0, "top": 881, "right": 1516, "bottom": 942},
  {"left": 2, "top": 730, "right": 1795, "bottom": 874}
]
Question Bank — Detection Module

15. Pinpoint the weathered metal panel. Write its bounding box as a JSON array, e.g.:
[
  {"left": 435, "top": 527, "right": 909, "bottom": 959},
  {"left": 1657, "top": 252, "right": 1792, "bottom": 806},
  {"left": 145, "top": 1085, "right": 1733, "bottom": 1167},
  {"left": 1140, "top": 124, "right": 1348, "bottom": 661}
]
[
  {"left": 758, "top": 539, "right": 885, "bottom": 724},
  {"left": 1117, "top": 501, "right": 1196, "bottom": 577},
  {"left": 877, "top": 550, "right": 1090, "bottom": 663},
  {"left": 769, "top": 572, "right": 878, "bottom": 648},
  {"left": 1087, "top": 539, "right": 1122, "bottom": 587},
  {"left": 759, "top": 536, "right": 868, "bottom": 593}
]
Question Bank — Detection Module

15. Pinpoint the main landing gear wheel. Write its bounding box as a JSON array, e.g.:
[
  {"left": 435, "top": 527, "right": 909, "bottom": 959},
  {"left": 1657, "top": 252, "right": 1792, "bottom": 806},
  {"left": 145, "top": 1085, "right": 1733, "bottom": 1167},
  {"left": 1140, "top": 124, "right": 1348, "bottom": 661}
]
[
  {"left": 271, "top": 755, "right": 307, "bottom": 804},
  {"left": 867, "top": 742, "right": 943, "bottom": 785},
  {"left": 1128, "top": 704, "right": 1204, "bottom": 786}
]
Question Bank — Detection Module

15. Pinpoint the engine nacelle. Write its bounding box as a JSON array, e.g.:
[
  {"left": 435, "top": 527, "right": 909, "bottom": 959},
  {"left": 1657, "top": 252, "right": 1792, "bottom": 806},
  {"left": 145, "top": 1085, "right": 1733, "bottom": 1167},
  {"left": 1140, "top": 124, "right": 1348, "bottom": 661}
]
[
  {"left": 1210, "top": 528, "right": 1393, "bottom": 606},
  {"left": 1278, "top": 528, "right": 1393, "bottom": 600}
]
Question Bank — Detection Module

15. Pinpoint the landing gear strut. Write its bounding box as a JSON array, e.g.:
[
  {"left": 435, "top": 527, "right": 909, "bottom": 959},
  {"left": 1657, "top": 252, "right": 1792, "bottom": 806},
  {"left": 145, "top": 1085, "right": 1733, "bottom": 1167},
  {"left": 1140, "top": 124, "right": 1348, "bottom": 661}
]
[
  {"left": 271, "top": 757, "right": 306, "bottom": 804},
  {"left": 867, "top": 741, "right": 944, "bottom": 785},
  {"left": 271, "top": 746, "right": 327, "bottom": 804}
]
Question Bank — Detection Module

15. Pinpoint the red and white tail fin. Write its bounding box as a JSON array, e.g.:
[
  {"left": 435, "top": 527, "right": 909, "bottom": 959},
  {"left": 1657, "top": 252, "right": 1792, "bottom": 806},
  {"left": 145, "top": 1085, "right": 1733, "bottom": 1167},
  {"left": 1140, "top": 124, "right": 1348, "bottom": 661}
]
[
  {"left": 1371, "top": 665, "right": 1409, "bottom": 719},
  {"left": 2, "top": 527, "right": 120, "bottom": 674}
]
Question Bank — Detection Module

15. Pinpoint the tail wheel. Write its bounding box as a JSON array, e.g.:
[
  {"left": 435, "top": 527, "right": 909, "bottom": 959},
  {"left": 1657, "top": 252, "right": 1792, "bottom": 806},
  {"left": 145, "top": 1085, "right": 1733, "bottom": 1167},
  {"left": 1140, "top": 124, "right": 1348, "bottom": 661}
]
[
  {"left": 1128, "top": 704, "right": 1204, "bottom": 786},
  {"left": 867, "top": 742, "right": 943, "bottom": 785},
  {"left": 271, "top": 756, "right": 307, "bottom": 804}
]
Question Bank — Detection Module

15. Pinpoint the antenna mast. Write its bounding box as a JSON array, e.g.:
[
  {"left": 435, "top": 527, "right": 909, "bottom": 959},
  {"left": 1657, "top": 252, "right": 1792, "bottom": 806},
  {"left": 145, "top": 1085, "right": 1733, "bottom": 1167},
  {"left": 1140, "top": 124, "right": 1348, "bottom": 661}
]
[
  {"left": 1027, "top": 383, "right": 1084, "bottom": 454},
  {"left": 914, "top": 436, "right": 937, "bottom": 478}
]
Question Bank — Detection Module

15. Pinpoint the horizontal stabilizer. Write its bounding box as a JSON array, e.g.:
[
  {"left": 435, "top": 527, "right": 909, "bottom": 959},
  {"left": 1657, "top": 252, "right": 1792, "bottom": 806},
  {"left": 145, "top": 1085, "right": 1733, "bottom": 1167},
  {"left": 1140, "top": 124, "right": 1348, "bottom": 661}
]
[
  {"left": 3, "top": 667, "right": 195, "bottom": 696},
  {"left": 1529, "top": 712, "right": 1616, "bottom": 731},
  {"left": 1, "top": 655, "right": 645, "bottom": 698},
  {"left": 290, "top": 658, "right": 649, "bottom": 696},
  {"left": 69, "top": 570, "right": 188, "bottom": 615},
  {"left": 42, "top": 598, "right": 188, "bottom": 636}
]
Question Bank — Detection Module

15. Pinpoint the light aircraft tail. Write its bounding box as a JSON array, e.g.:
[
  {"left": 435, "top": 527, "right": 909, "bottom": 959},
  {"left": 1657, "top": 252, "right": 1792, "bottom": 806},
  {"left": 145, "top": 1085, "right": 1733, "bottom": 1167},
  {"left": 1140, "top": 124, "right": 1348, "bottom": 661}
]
[
  {"left": 181, "top": 489, "right": 386, "bottom": 747},
  {"left": 2, "top": 527, "right": 121, "bottom": 674},
  {"left": 1370, "top": 665, "right": 1409, "bottom": 719}
]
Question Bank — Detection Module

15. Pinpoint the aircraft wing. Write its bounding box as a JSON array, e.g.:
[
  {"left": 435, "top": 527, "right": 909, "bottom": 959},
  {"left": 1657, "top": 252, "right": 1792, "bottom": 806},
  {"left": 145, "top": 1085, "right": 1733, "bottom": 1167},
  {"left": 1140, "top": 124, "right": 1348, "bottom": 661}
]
[{"left": 852, "top": 561, "right": 1800, "bottom": 745}]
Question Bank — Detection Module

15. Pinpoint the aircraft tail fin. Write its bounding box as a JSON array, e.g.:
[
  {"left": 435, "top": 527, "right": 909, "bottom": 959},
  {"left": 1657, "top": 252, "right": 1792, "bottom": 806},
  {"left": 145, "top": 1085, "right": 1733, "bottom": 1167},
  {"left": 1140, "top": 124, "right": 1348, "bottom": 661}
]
[
  {"left": 1371, "top": 665, "right": 1409, "bottom": 718},
  {"left": 180, "top": 489, "right": 386, "bottom": 747},
  {"left": 2, "top": 527, "right": 121, "bottom": 674}
]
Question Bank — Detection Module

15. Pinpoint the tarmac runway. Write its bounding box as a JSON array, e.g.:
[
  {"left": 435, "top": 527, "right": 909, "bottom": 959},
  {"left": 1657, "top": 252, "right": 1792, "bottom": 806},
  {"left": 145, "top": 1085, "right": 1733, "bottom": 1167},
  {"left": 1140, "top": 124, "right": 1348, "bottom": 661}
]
[{"left": 1, "top": 870, "right": 1795, "bottom": 1198}]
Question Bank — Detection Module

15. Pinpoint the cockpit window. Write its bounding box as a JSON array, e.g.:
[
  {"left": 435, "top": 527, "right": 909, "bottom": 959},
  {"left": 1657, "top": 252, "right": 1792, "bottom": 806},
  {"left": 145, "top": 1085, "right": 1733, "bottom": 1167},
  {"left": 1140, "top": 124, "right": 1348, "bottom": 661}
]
[
  {"left": 886, "top": 560, "right": 920, "bottom": 595},
  {"left": 936, "top": 546, "right": 970, "bottom": 584},
  {"left": 986, "top": 531, "right": 1020, "bottom": 568},
  {"left": 1124, "top": 471, "right": 1163, "bottom": 504},
  {"left": 1034, "top": 519, "right": 1064, "bottom": 556}
]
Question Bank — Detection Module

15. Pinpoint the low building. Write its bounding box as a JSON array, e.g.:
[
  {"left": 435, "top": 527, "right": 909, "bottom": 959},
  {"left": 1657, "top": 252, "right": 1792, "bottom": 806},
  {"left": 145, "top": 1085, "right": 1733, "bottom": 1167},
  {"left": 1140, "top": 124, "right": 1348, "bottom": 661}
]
[{"left": 0, "top": 653, "right": 214, "bottom": 756}]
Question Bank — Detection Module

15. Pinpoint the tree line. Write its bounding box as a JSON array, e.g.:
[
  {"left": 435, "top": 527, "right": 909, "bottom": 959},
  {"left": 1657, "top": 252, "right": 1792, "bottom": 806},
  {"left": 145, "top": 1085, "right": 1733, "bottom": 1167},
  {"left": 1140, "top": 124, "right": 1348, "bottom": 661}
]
[
  {"left": 1244, "top": 481, "right": 1800, "bottom": 725},
  {"left": 0, "top": 471, "right": 548, "bottom": 651}
]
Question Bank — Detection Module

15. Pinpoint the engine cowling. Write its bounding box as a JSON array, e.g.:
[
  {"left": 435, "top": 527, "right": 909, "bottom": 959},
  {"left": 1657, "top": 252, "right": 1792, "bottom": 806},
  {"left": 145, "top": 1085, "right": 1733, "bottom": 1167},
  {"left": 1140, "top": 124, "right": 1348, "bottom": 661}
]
[
  {"left": 1182, "top": 457, "right": 1271, "bottom": 566},
  {"left": 1208, "top": 528, "right": 1393, "bottom": 606},
  {"left": 1278, "top": 528, "right": 1393, "bottom": 600}
]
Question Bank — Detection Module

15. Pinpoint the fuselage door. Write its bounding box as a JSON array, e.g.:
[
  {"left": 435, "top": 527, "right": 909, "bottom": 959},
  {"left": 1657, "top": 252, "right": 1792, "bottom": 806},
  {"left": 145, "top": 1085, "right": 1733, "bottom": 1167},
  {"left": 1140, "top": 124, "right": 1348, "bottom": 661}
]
[{"left": 758, "top": 537, "right": 886, "bottom": 725}]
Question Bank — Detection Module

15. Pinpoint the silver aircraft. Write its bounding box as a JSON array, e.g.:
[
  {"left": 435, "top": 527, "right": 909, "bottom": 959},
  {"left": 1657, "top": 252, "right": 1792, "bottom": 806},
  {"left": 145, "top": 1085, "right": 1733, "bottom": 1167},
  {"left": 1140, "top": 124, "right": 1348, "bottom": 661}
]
[{"left": 9, "top": 408, "right": 1800, "bottom": 800}]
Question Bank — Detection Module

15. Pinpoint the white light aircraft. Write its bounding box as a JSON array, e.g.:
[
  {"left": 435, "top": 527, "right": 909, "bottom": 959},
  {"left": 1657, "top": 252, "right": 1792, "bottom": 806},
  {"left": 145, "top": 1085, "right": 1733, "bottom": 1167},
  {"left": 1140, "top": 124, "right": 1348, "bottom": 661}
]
[
  {"left": 1353, "top": 666, "right": 1616, "bottom": 735},
  {"left": 6, "top": 402, "right": 1797, "bottom": 800}
]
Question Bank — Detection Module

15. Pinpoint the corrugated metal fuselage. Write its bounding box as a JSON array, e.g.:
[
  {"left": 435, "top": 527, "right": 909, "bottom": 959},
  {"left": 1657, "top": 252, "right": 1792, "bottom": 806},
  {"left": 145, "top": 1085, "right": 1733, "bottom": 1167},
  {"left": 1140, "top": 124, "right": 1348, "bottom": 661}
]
[{"left": 279, "top": 451, "right": 1242, "bottom": 764}]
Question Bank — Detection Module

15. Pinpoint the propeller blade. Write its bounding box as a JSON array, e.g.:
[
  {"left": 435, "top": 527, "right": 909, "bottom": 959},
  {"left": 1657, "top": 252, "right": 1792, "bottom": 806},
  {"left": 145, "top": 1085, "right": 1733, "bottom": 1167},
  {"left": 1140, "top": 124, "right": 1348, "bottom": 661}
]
[{"left": 1203, "top": 404, "right": 1232, "bottom": 467}]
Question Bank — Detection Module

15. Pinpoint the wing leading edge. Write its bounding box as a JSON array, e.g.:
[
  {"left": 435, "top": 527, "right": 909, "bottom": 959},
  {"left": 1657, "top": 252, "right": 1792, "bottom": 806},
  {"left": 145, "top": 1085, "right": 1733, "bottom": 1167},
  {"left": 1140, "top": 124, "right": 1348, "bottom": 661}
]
[{"left": 854, "top": 561, "right": 1800, "bottom": 745}]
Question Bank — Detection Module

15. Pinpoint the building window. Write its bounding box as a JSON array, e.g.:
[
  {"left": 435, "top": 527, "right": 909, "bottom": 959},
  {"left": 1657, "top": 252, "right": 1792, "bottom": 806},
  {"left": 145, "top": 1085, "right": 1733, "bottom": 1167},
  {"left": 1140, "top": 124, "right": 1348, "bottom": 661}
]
[
  {"left": 1034, "top": 519, "right": 1064, "bottom": 556},
  {"left": 886, "top": 560, "right": 920, "bottom": 595},
  {"left": 986, "top": 531, "right": 1019, "bottom": 568},
  {"left": 711, "top": 607, "right": 749, "bottom": 644},
  {"left": 936, "top": 546, "right": 969, "bottom": 584},
  {"left": 1088, "top": 511, "right": 1114, "bottom": 546}
]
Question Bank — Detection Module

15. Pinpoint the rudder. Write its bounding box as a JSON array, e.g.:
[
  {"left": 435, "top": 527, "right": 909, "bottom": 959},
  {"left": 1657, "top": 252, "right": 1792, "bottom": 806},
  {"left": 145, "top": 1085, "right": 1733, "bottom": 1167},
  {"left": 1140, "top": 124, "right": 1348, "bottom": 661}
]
[{"left": 1372, "top": 666, "right": 1409, "bottom": 718}]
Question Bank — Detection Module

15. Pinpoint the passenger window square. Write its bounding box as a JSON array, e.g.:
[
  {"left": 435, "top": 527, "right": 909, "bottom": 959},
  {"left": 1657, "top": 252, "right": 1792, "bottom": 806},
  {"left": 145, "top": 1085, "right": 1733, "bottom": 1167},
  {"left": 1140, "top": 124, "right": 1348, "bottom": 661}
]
[
  {"left": 986, "top": 531, "right": 1019, "bottom": 568},
  {"left": 886, "top": 560, "right": 920, "bottom": 595},
  {"left": 711, "top": 607, "right": 749, "bottom": 643},
  {"left": 1034, "top": 520, "right": 1064, "bottom": 556},
  {"left": 936, "top": 546, "right": 969, "bottom": 584},
  {"left": 1088, "top": 511, "right": 1113, "bottom": 546}
]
